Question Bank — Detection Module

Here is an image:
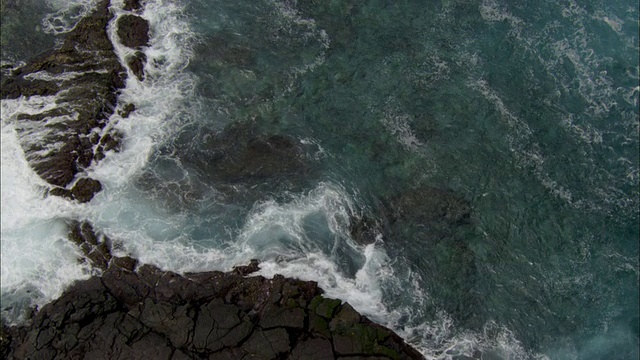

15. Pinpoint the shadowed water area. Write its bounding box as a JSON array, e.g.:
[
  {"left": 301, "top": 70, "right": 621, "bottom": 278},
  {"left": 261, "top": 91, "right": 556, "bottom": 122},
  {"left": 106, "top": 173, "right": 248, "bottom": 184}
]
[{"left": 1, "top": 0, "right": 638, "bottom": 359}]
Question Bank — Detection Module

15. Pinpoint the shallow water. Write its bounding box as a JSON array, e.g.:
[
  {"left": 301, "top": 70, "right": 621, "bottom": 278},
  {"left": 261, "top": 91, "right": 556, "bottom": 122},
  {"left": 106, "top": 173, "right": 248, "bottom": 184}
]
[{"left": 1, "top": 0, "right": 638, "bottom": 359}]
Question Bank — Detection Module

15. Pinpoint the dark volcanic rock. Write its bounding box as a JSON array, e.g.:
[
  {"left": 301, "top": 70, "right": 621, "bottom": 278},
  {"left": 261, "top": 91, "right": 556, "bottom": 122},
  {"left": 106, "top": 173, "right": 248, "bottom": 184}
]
[
  {"left": 47, "top": 177, "right": 103, "bottom": 203},
  {"left": 127, "top": 51, "right": 147, "bottom": 80},
  {"left": 116, "top": 9, "right": 150, "bottom": 79},
  {"left": 123, "top": 0, "right": 144, "bottom": 11},
  {"left": 119, "top": 103, "right": 136, "bottom": 118},
  {"left": 116, "top": 14, "right": 150, "bottom": 49},
  {"left": 67, "top": 220, "right": 112, "bottom": 270},
  {"left": 0, "top": 0, "right": 128, "bottom": 201},
  {"left": 1, "top": 221, "right": 425, "bottom": 360},
  {"left": 71, "top": 178, "right": 103, "bottom": 203},
  {"left": 94, "top": 129, "right": 124, "bottom": 161}
]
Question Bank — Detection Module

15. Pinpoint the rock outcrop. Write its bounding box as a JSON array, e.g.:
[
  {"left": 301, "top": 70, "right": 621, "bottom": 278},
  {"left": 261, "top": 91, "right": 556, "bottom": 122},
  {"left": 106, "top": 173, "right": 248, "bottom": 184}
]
[
  {"left": 0, "top": 0, "right": 150, "bottom": 202},
  {"left": 1, "top": 221, "right": 425, "bottom": 360},
  {"left": 116, "top": 8, "right": 149, "bottom": 81}
]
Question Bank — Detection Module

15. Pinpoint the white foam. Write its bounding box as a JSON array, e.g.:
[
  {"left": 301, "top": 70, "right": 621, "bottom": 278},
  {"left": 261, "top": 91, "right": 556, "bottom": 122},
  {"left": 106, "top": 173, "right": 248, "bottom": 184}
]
[
  {"left": 42, "top": 0, "right": 98, "bottom": 34},
  {"left": 1, "top": 94, "right": 81, "bottom": 163},
  {"left": 593, "top": 11, "right": 625, "bottom": 34},
  {"left": 366, "top": 89, "right": 428, "bottom": 154},
  {"left": 1, "top": 0, "right": 198, "bottom": 323},
  {"left": 1, "top": 115, "right": 92, "bottom": 324},
  {"left": 381, "top": 107, "right": 424, "bottom": 152},
  {"left": 91, "top": 0, "right": 197, "bottom": 186},
  {"left": 24, "top": 70, "right": 101, "bottom": 82},
  {"left": 216, "top": 183, "right": 544, "bottom": 360},
  {"left": 265, "top": 0, "right": 330, "bottom": 86},
  {"left": 479, "top": 0, "right": 525, "bottom": 39}
]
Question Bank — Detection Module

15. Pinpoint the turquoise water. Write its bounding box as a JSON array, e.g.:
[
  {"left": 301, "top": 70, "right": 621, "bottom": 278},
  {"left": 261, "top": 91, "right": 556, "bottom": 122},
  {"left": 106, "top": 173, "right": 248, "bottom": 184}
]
[
  {"left": 1, "top": 0, "right": 638, "bottom": 359},
  {"left": 182, "top": 0, "right": 639, "bottom": 356}
]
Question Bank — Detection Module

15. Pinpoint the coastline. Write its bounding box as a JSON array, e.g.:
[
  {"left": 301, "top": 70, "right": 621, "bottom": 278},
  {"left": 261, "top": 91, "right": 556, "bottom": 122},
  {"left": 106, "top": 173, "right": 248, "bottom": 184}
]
[{"left": 0, "top": 1, "right": 425, "bottom": 358}]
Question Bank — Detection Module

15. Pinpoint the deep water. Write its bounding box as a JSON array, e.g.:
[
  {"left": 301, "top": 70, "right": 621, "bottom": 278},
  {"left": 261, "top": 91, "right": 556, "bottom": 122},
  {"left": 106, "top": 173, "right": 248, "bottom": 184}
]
[{"left": 1, "top": 0, "right": 638, "bottom": 359}]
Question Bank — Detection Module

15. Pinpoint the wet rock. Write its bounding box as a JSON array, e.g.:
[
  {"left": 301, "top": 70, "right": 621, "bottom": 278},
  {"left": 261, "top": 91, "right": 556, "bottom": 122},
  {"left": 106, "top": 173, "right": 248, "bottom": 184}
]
[
  {"left": 127, "top": 51, "right": 147, "bottom": 80},
  {"left": 47, "top": 178, "right": 103, "bottom": 203},
  {"left": 119, "top": 103, "right": 136, "bottom": 118},
  {"left": 71, "top": 178, "right": 103, "bottom": 203},
  {"left": 95, "top": 130, "right": 124, "bottom": 161},
  {"left": 67, "top": 220, "right": 112, "bottom": 270},
  {"left": 2, "top": 220, "right": 425, "bottom": 359},
  {"left": 123, "top": 0, "right": 143, "bottom": 11},
  {"left": 233, "top": 259, "right": 261, "bottom": 275},
  {"left": 48, "top": 187, "right": 74, "bottom": 200},
  {"left": 0, "top": 0, "right": 127, "bottom": 200},
  {"left": 116, "top": 14, "right": 150, "bottom": 49},
  {"left": 115, "top": 5, "right": 150, "bottom": 81},
  {"left": 0, "top": 322, "right": 11, "bottom": 360}
]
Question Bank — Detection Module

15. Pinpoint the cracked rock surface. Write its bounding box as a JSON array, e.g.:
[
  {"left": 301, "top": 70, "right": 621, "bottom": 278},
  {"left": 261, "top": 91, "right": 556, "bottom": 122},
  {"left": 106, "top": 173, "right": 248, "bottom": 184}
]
[{"left": 1, "top": 221, "right": 425, "bottom": 359}]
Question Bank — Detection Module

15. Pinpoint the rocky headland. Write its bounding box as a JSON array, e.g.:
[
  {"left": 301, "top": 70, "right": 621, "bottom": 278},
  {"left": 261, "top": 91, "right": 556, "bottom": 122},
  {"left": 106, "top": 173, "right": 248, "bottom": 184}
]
[{"left": 1, "top": 221, "right": 424, "bottom": 360}]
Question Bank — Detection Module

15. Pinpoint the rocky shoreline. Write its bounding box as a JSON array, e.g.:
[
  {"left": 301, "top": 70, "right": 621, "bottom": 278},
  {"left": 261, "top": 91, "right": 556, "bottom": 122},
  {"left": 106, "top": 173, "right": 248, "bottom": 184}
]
[
  {"left": 0, "top": 1, "right": 426, "bottom": 358},
  {"left": 1, "top": 222, "right": 424, "bottom": 360},
  {"left": 0, "top": 0, "right": 148, "bottom": 202}
]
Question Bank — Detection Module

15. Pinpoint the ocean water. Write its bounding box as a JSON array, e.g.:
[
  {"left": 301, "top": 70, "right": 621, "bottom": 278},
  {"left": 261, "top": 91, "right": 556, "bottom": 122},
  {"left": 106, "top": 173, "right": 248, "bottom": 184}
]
[{"left": 1, "top": 0, "right": 638, "bottom": 359}]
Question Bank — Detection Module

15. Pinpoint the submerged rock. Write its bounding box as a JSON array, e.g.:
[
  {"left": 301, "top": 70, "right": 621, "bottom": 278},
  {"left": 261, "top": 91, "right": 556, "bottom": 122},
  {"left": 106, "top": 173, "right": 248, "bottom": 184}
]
[
  {"left": 387, "top": 186, "right": 471, "bottom": 226},
  {"left": 1, "top": 221, "right": 425, "bottom": 360},
  {"left": 190, "top": 121, "right": 308, "bottom": 184},
  {"left": 387, "top": 186, "right": 479, "bottom": 324},
  {"left": 0, "top": 0, "right": 130, "bottom": 201},
  {"left": 134, "top": 120, "right": 313, "bottom": 208},
  {"left": 348, "top": 186, "right": 479, "bottom": 326},
  {"left": 349, "top": 186, "right": 471, "bottom": 245}
]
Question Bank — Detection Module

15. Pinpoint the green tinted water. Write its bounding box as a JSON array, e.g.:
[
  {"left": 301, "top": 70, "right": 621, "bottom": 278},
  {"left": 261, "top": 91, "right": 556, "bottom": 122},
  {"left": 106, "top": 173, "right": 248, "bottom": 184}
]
[{"left": 182, "top": 0, "right": 639, "bottom": 357}]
